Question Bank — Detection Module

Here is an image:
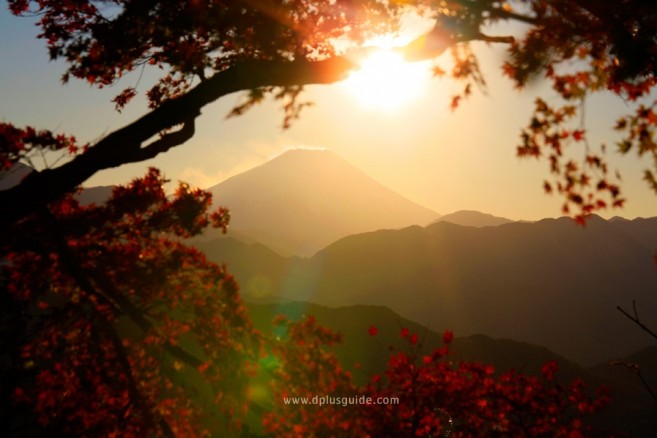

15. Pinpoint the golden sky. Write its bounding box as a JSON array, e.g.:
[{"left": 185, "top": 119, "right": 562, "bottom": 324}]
[{"left": 1, "top": 7, "right": 655, "bottom": 221}]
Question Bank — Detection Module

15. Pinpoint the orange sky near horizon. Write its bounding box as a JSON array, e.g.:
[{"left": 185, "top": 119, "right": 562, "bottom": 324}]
[{"left": 1, "top": 7, "right": 656, "bottom": 221}]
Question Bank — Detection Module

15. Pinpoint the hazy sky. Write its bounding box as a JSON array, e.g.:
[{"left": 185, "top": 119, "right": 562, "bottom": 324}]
[{"left": 1, "top": 7, "right": 656, "bottom": 220}]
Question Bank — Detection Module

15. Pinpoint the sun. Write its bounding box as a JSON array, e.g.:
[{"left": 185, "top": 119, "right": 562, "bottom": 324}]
[{"left": 342, "top": 46, "right": 431, "bottom": 111}]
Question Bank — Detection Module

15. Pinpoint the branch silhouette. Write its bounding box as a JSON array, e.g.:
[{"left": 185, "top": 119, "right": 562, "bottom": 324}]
[{"left": 0, "top": 25, "right": 514, "bottom": 230}]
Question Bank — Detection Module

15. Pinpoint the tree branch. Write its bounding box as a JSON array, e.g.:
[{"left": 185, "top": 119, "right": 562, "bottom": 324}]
[
  {"left": 612, "top": 360, "right": 657, "bottom": 404},
  {"left": 129, "top": 116, "right": 197, "bottom": 164},
  {"left": 617, "top": 301, "right": 657, "bottom": 341},
  {"left": 0, "top": 56, "right": 359, "bottom": 229},
  {"left": 478, "top": 34, "right": 516, "bottom": 45},
  {"left": 489, "top": 8, "right": 539, "bottom": 26},
  {"left": 0, "top": 23, "right": 516, "bottom": 229},
  {"left": 92, "top": 273, "right": 204, "bottom": 367},
  {"left": 38, "top": 206, "right": 205, "bottom": 370}
]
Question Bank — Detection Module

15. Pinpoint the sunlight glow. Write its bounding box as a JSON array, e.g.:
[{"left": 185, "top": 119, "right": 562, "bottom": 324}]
[
  {"left": 343, "top": 29, "right": 431, "bottom": 111},
  {"left": 343, "top": 43, "right": 431, "bottom": 111}
]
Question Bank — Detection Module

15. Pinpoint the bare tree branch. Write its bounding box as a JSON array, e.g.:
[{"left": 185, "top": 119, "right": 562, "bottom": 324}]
[
  {"left": 617, "top": 301, "right": 657, "bottom": 342},
  {"left": 611, "top": 360, "right": 657, "bottom": 404}
]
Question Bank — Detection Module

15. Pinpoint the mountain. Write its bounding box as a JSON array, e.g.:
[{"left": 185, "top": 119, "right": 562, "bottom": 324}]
[
  {"left": 433, "top": 210, "right": 514, "bottom": 227},
  {"left": 608, "top": 216, "right": 657, "bottom": 251},
  {"left": 246, "top": 301, "right": 588, "bottom": 383},
  {"left": 201, "top": 215, "right": 657, "bottom": 365},
  {"left": 196, "top": 237, "right": 295, "bottom": 303},
  {"left": 0, "top": 162, "right": 113, "bottom": 205},
  {"left": 77, "top": 185, "right": 114, "bottom": 205},
  {"left": 202, "top": 149, "right": 439, "bottom": 256},
  {"left": 0, "top": 162, "right": 33, "bottom": 190}
]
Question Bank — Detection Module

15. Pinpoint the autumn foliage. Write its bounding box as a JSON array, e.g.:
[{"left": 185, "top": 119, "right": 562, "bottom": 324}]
[
  {"left": 503, "top": 1, "right": 657, "bottom": 223},
  {"left": 0, "top": 158, "right": 610, "bottom": 436},
  {"left": 263, "top": 317, "right": 609, "bottom": 437},
  {"left": 7, "top": 0, "right": 398, "bottom": 109},
  {"left": 3, "top": 0, "right": 657, "bottom": 436},
  {"left": 1, "top": 166, "right": 259, "bottom": 436}
]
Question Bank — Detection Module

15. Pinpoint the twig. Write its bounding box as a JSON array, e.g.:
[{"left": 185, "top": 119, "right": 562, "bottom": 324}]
[
  {"left": 617, "top": 301, "right": 657, "bottom": 342},
  {"left": 616, "top": 301, "right": 657, "bottom": 406},
  {"left": 611, "top": 361, "right": 657, "bottom": 404}
]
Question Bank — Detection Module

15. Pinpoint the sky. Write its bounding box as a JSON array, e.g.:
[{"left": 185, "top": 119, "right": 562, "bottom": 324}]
[{"left": 1, "top": 6, "right": 656, "bottom": 221}]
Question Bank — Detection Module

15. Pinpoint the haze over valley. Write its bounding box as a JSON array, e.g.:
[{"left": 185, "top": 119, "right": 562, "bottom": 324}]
[
  {"left": 6, "top": 148, "right": 656, "bottom": 434},
  {"left": 191, "top": 149, "right": 657, "bottom": 366}
]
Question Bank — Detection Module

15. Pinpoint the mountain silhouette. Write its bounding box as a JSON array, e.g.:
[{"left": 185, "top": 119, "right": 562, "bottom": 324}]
[
  {"left": 433, "top": 210, "right": 514, "bottom": 227},
  {"left": 0, "top": 162, "right": 33, "bottom": 190},
  {"left": 203, "top": 149, "right": 439, "bottom": 256},
  {"left": 200, "top": 215, "right": 657, "bottom": 365},
  {"left": 77, "top": 185, "right": 114, "bottom": 205},
  {"left": 1, "top": 162, "right": 112, "bottom": 205}
]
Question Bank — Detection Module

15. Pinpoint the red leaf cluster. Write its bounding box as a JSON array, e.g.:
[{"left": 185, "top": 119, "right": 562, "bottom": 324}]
[
  {"left": 0, "top": 123, "right": 84, "bottom": 171},
  {"left": 2, "top": 169, "right": 259, "bottom": 436},
  {"left": 517, "top": 99, "right": 624, "bottom": 223},
  {"left": 8, "top": 0, "right": 402, "bottom": 109},
  {"left": 264, "top": 322, "right": 610, "bottom": 437}
]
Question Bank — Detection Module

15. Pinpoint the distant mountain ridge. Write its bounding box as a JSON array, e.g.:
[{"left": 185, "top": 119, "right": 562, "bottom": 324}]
[
  {"left": 202, "top": 149, "right": 440, "bottom": 256},
  {"left": 76, "top": 185, "right": 113, "bottom": 205},
  {"left": 433, "top": 210, "right": 514, "bottom": 227},
  {"left": 200, "top": 214, "right": 657, "bottom": 365},
  {"left": 0, "top": 162, "right": 33, "bottom": 190},
  {"left": 0, "top": 162, "right": 112, "bottom": 205}
]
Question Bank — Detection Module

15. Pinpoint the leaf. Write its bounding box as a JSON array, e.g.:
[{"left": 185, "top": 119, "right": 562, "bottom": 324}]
[{"left": 111, "top": 87, "right": 137, "bottom": 113}]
